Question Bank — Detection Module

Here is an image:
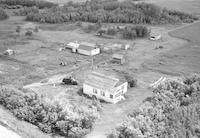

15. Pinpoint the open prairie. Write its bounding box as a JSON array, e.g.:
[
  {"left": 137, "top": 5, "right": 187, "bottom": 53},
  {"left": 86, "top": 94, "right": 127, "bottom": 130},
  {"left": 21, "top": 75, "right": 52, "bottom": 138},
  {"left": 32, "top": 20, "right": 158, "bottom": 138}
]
[
  {"left": 0, "top": 0, "right": 200, "bottom": 138},
  {"left": 143, "top": 21, "right": 200, "bottom": 77}
]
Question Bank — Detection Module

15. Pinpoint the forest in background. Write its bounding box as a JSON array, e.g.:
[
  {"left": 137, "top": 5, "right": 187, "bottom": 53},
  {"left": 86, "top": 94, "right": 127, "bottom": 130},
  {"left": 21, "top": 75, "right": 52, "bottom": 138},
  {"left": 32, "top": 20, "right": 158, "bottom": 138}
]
[{"left": 23, "top": 0, "right": 198, "bottom": 24}]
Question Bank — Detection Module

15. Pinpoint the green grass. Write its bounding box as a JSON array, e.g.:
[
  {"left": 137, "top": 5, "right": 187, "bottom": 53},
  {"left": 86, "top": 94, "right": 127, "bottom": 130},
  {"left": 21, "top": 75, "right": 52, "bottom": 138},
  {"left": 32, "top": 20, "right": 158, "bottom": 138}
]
[{"left": 169, "top": 21, "right": 200, "bottom": 44}]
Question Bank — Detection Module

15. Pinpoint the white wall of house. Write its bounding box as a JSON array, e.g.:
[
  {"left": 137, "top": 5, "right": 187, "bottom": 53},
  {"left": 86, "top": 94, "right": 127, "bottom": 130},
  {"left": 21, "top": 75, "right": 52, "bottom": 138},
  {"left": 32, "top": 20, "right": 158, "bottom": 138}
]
[
  {"left": 78, "top": 48, "right": 100, "bottom": 56},
  {"left": 83, "top": 82, "right": 128, "bottom": 104},
  {"left": 91, "top": 48, "right": 100, "bottom": 56},
  {"left": 77, "top": 49, "right": 91, "bottom": 56}
]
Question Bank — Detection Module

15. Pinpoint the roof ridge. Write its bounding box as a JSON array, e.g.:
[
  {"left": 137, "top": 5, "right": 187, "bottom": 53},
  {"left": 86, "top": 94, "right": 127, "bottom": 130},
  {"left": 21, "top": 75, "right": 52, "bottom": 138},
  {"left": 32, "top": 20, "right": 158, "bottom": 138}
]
[{"left": 92, "top": 72, "right": 119, "bottom": 82}]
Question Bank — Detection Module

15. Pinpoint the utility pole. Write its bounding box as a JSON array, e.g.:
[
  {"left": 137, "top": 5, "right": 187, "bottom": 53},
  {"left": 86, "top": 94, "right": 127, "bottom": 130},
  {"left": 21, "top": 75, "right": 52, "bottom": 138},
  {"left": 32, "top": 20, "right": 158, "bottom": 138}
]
[{"left": 91, "top": 54, "right": 94, "bottom": 70}]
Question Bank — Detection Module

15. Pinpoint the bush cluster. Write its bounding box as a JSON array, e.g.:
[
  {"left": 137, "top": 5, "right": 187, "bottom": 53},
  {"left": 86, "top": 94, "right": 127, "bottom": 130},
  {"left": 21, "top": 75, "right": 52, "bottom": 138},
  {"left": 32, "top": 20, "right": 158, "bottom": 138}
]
[
  {"left": 25, "top": 0, "right": 198, "bottom": 24},
  {"left": 0, "top": 7, "right": 8, "bottom": 20},
  {"left": 0, "top": 0, "right": 56, "bottom": 9},
  {"left": 0, "top": 88, "right": 98, "bottom": 138},
  {"left": 14, "top": 6, "right": 39, "bottom": 16},
  {"left": 122, "top": 25, "right": 149, "bottom": 39},
  {"left": 110, "top": 74, "right": 200, "bottom": 138}
]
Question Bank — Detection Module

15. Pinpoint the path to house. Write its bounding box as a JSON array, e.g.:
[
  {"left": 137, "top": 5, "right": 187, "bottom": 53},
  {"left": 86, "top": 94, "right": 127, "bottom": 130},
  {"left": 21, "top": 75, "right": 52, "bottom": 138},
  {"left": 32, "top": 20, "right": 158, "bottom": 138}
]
[
  {"left": 86, "top": 87, "right": 152, "bottom": 138},
  {"left": 0, "top": 125, "right": 22, "bottom": 138}
]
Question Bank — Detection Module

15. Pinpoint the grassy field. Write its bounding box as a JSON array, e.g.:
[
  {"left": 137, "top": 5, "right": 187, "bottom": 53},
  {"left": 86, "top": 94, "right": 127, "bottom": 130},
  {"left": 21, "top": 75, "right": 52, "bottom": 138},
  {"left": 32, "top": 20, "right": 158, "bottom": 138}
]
[
  {"left": 0, "top": 0, "right": 200, "bottom": 137},
  {"left": 143, "top": 21, "right": 200, "bottom": 76},
  {"left": 169, "top": 21, "right": 200, "bottom": 44}
]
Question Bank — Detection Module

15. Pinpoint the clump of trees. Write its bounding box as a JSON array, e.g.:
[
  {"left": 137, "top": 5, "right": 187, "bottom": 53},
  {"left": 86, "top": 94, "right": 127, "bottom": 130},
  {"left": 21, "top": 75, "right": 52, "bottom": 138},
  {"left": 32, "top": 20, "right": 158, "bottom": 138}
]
[
  {"left": 0, "top": 0, "right": 56, "bottom": 9},
  {"left": 14, "top": 6, "right": 39, "bottom": 16},
  {"left": 109, "top": 74, "right": 200, "bottom": 138},
  {"left": 0, "top": 7, "right": 8, "bottom": 20},
  {"left": 122, "top": 25, "right": 149, "bottom": 39},
  {"left": 25, "top": 0, "right": 198, "bottom": 24},
  {"left": 0, "top": 88, "right": 99, "bottom": 137}
]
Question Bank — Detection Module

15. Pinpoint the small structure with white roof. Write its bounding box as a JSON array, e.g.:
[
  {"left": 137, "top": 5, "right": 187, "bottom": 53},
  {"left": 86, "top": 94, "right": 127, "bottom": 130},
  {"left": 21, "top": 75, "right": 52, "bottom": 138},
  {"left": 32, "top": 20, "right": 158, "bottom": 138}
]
[
  {"left": 83, "top": 70, "right": 128, "bottom": 104},
  {"left": 4, "top": 49, "right": 15, "bottom": 55},
  {"left": 77, "top": 42, "right": 100, "bottom": 56},
  {"left": 65, "top": 42, "right": 80, "bottom": 53}
]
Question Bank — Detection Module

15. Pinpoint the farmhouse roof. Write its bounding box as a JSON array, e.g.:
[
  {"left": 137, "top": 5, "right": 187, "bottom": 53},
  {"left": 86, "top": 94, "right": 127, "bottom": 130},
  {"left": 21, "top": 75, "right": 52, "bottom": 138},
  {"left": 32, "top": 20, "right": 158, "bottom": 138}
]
[
  {"left": 66, "top": 42, "right": 79, "bottom": 49},
  {"left": 78, "top": 45, "right": 96, "bottom": 51},
  {"left": 78, "top": 42, "right": 98, "bottom": 51},
  {"left": 80, "top": 42, "right": 96, "bottom": 47},
  {"left": 84, "top": 70, "right": 126, "bottom": 93}
]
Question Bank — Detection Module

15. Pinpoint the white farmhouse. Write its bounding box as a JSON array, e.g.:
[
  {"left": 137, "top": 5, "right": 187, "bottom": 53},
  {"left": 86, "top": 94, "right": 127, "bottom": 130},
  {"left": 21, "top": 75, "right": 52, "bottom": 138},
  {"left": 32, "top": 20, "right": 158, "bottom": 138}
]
[
  {"left": 83, "top": 71, "right": 128, "bottom": 104},
  {"left": 77, "top": 42, "right": 100, "bottom": 56}
]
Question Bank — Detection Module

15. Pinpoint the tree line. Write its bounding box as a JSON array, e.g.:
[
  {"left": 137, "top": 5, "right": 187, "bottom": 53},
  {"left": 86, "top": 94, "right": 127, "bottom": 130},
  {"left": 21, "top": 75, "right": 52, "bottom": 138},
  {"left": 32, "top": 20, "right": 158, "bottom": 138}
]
[
  {"left": 0, "top": 87, "right": 99, "bottom": 138},
  {"left": 0, "top": 7, "right": 8, "bottom": 20},
  {"left": 108, "top": 74, "right": 200, "bottom": 138},
  {"left": 0, "top": 0, "right": 56, "bottom": 9},
  {"left": 24, "top": 0, "right": 198, "bottom": 24}
]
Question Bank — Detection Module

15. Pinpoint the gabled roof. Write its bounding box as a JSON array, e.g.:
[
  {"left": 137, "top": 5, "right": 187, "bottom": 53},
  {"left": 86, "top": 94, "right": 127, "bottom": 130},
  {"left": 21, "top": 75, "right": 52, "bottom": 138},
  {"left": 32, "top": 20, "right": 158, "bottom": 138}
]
[
  {"left": 78, "top": 45, "right": 96, "bottom": 51},
  {"left": 84, "top": 70, "right": 126, "bottom": 93},
  {"left": 66, "top": 42, "right": 79, "bottom": 49},
  {"left": 80, "top": 42, "right": 96, "bottom": 47},
  {"left": 78, "top": 42, "right": 98, "bottom": 51}
]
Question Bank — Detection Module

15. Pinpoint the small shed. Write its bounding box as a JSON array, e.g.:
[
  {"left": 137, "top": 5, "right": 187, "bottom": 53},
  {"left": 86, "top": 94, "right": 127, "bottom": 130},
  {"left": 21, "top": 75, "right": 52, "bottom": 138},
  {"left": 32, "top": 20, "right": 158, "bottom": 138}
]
[
  {"left": 4, "top": 49, "right": 15, "bottom": 55},
  {"left": 77, "top": 43, "right": 100, "bottom": 56},
  {"left": 149, "top": 33, "right": 162, "bottom": 41},
  {"left": 112, "top": 54, "right": 125, "bottom": 65},
  {"left": 65, "top": 42, "right": 80, "bottom": 53},
  {"left": 122, "top": 44, "right": 130, "bottom": 50}
]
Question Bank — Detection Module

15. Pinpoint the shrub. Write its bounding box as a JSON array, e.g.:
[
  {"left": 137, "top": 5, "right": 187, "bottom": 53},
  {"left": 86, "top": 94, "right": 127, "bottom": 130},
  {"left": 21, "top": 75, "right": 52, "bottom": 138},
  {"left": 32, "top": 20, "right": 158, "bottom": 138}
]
[
  {"left": 112, "top": 74, "right": 200, "bottom": 138},
  {"left": 0, "top": 7, "right": 8, "bottom": 20},
  {"left": 0, "top": 87, "right": 98, "bottom": 138},
  {"left": 107, "top": 28, "right": 117, "bottom": 36},
  {"left": 0, "top": 0, "right": 56, "bottom": 9},
  {"left": 122, "top": 25, "right": 149, "bottom": 39},
  {"left": 15, "top": 6, "right": 39, "bottom": 16},
  {"left": 25, "top": 30, "right": 33, "bottom": 36}
]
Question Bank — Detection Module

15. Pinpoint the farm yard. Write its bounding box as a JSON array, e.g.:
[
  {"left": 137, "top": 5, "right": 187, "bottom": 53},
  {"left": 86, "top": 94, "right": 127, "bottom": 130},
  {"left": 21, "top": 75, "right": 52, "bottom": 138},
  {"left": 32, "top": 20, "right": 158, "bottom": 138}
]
[{"left": 0, "top": 0, "right": 200, "bottom": 138}]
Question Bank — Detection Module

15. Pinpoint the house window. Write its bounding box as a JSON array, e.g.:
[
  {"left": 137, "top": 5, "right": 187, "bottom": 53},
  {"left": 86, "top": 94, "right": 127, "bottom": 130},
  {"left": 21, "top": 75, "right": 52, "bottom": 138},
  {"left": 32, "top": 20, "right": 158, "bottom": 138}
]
[
  {"left": 110, "top": 94, "right": 113, "bottom": 99},
  {"left": 115, "top": 92, "right": 122, "bottom": 98},
  {"left": 93, "top": 88, "right": 97, "bottom": 94},
  {"left": 101, "top": 91, "right": 105, "bottom": 96}
]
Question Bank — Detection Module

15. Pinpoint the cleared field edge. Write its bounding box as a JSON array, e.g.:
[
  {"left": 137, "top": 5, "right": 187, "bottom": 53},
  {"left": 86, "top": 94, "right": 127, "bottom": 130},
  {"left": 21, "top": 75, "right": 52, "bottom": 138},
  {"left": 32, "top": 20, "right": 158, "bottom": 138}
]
[{"left": 168, "top": 21, "right": 200, "bottom": 43}]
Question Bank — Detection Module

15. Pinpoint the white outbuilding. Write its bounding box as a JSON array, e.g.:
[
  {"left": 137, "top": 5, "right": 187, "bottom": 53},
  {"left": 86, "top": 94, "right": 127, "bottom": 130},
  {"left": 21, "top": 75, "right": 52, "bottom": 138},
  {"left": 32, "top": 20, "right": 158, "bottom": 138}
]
[
  {"left": 65, "top": 42, "right": 80, "bottom": 53},
  {"left": 83, "top": 71, "right": 128, "bottom": 104},
  {"left": 77, "top": 43, "right": 100, "bottom": 56}
]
